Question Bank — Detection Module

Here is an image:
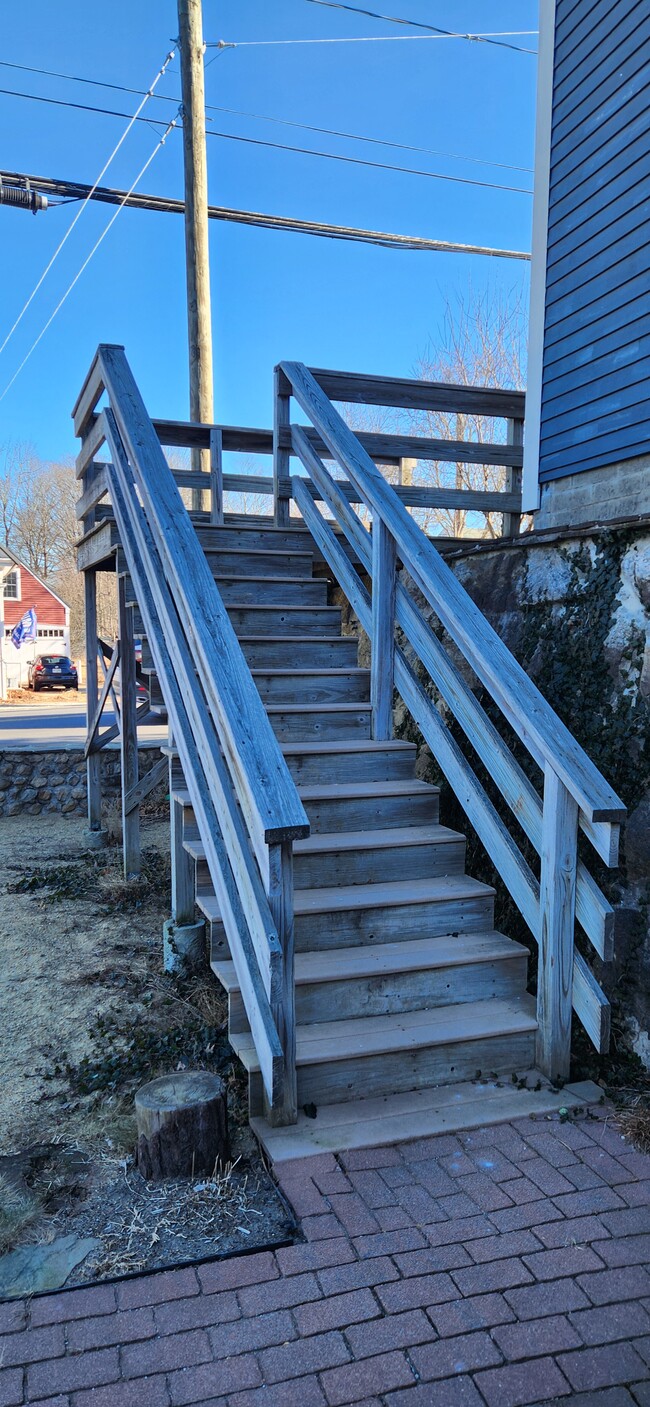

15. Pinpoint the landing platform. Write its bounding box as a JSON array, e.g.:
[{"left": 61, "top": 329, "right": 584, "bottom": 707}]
[{"left": 252, "top": 1075, "right": 603, "bottom": 1162}]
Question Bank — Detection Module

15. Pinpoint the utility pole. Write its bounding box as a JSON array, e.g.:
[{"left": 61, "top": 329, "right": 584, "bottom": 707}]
[{"left": 177, "top": 0, "right": 214, "bottom": 508}]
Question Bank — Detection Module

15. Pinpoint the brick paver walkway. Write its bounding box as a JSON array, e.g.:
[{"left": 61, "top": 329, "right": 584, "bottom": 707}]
[{"left": 1, "top": 1106, "right": 649, "bottom": 1406}]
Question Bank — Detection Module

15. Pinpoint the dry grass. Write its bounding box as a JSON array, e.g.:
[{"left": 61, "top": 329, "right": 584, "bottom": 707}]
[
  {"left": 84, "top": 1157, "right": 266, "bottom": 1280},
  {"left": 615, "top": 1096, "right": 650, "bottom": 1153},
  {"left": 0, "top": 1174, "right": 41, "bottom": 1255}
]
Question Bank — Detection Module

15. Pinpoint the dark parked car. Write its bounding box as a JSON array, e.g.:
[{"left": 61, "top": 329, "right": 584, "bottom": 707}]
[{"left": 28, "top": 654, "right": 78, "bottom": 691}]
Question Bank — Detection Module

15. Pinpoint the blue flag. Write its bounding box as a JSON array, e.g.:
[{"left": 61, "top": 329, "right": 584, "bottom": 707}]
[{"left": 11, "top": 607, "right": 37, "bottom": 649}]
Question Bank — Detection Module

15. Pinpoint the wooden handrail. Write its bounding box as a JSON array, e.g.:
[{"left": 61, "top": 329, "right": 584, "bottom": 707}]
[
  {"left": 280, "top": 361, "right": 625, "bottom": 831},
  {"left": 305, "top": 366, "right": 526, "bottom": 419},
  {"left": 80, "top": 346, "right": 309, "bottom": 853}
]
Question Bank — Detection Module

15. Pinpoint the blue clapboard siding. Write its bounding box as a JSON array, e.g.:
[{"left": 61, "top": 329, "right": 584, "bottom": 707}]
[{"left": 538, "top": 0, "right": 650, "bottom": 484}]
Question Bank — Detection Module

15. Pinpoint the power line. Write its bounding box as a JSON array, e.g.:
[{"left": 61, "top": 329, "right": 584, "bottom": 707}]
[
  {"left": 206, "top": 30, "right": 538, "bottom": 49},
  {"left": 0, "top": 85, "right": 532, "bottom": 193},
  {"left": 0, "top": 52, "right": 175, "bottom": 359},
  {"left": 204, "top": 128, "right": 532, "bottom": 195},
  {"left": 0, "top": 59, "right": 533, "bottom": 173},
  {"left": 303, "top": 1, "right": 538, "bottom": 53},
  {"left": 0, "top": 171, "right": 532, "bottom": 260},
  {"left": 0, "top": 116, "right": 180, "bottom": 404}
]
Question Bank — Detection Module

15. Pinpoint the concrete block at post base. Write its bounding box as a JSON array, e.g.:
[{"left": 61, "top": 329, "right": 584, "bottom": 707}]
[
  {"left": 82, "top": 827, "right": 109, "bottom": 850},
  {"left": 163, "top": 917, "right": 206, "bottom": 974}
]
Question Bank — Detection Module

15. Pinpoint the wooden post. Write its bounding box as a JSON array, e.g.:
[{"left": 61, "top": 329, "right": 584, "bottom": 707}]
[
  {"left": 398, "top": 456, "right": 416, "bottom": 490},
  {"left": 371, "top": 515, "right": 396, "bottom": 740},
  {"left": 170, "top": 790, "right": 196, "bottom": 927},
  {"left": 273, "top": 366, "right": 291, "bottom": 527},
  {"left": 209, "top": 426, "right": 223, "bottom": 524},
  {"left": 536, "top": 765, "right": 578, "bottom": 1082},
  {"left": 267, "top": 841, "right": 297, "bottom": 1124},
  {"left": 177, "top": 0, "right": 214, "bottom": 511},
  {"left": 503, "top": 417, "right": 524, "bottom": 537},
  {"left": 84, "top": 569, "right": 103, "bottom": 833},
  {"left": 118, "top": 574, "right": 140, "bottom": 878}
]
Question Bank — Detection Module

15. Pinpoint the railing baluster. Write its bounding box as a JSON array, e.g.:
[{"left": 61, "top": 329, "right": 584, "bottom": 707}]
[
  {"left": 118, "top": 573, "right": 141, "bottom": 879},
  {"left": 503, "top": 416, "right": 524, "bottom": 536},
  {"left": 209, "top": 427, "right": 224, "bottom": 525},
  {"left": 536, "top": 766, "right": 578, "bottom": 1082},
  {"left": 267, "top": 841, "right": 297, "bottom": 1125},
  {"left": 371, "top": 516, "right": 396, "bottom": 740},
  {"left": 84, "top": 566, "right": 103, "bottom": 837},
  {"left": 273, "top": 367, "right": 291, "bottom": 527}
]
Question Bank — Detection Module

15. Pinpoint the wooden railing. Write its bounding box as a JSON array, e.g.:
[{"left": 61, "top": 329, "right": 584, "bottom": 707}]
[
  {"left": 74, "top": 344, "right": 309, "bottom": 1126},
  {"left": 77, "top": 365, "right": 525, "bottom": 539},
  {"left": 278, "top": 361, "right": 625, "bottom": 1082}
]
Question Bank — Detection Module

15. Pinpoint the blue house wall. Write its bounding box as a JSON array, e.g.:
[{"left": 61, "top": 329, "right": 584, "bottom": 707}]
[{"left": 539, "top": 0, "right": 650, "bottom": 487}]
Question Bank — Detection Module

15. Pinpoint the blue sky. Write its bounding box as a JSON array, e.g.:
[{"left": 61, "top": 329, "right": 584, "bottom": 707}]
[{"left": 0, "top": 1, "right": 538, "bottom": 460}]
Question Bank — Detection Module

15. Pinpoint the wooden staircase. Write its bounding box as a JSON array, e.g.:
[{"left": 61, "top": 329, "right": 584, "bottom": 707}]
[
  {"left": 75, "top": 348, "right": 622, "bottom": 1159},
  {"left": 161, "top": 521, "right": 560, "bottom": 1154}
]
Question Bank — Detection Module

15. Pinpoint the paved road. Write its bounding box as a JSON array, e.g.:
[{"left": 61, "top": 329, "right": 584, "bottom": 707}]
[{"left": 0, "top": 701, "right": 167, "bottom": 748}]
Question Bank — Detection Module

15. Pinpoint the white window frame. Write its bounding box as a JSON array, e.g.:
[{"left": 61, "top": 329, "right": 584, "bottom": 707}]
[
  {"left": 522, "top": 0, "right": 557, "bottom": 512},
  {"left": 3, "top": 567, "right": 21, "bottom": 601}
]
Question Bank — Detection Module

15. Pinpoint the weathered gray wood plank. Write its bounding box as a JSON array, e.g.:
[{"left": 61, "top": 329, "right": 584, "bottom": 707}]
[
  {"left": 118, "top": 574, "right": 141, "bottom": 879},
  {"left": 536, "top": 769, "right": 578, "bottom": 1081},
  {"left": 371, "top": 517, "right": 396, "bottom": 741}
]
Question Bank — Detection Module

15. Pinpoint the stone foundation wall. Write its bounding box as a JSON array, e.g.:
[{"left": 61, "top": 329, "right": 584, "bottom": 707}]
[{"left": 0, "top": 745, "right": 167, "bottom": 818}]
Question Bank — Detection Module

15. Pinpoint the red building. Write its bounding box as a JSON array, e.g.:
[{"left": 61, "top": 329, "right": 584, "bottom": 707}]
[{"left": 1, "top": 544, "right": 71, "bottom": 694}]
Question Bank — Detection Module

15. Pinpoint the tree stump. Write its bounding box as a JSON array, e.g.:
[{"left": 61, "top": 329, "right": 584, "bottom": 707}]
[{"left": 135, "top": 1071, "right": 229, "bottom": 1181}]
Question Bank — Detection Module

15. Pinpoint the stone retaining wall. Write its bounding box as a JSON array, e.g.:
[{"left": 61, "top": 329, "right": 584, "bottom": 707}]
[{"left": 0, "top": 745, "right": 167, "bottom": 818}]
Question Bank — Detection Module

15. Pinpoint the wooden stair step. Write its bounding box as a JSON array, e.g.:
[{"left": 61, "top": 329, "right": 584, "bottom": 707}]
[
  {"left": 175, "top": 776, "right": 439, "bottom": 835},
  {"left": 213, "top": 575, "right": 329, "bottom": 605},
  {"left": 293, "top": 823, "right": 465, "bottom": 887},
  {"left": 281, "top": 739, "right": 417, "bottom": 783},
  {"left": 215, "top": 931, "right": 529, "bottom": 1029},
  {"left": 237, "top": 636, "right": 360, "bottom": 668},
  {"left": 200, "top": 874, "right": 496, "bottom": 955},
  {"left": 252, "top": 668, "right": 370, "bottom": 704},
  {"left": 203, "top": 547, "right": 314, "bottom": 578},
  {"left": 264, "top": 702, "right": 372, "bottom": 742},
  {"left": 195, "top": 524, "right": 313, "bottom": 553},
  {"left": 226, "top": 605, "right": 342, "bottom": 637},
  {"left": 234, "top": 995, "right": 538, "bottom": 1110},
  {"left": 251, "top": 1078, "right": 604, "bottom": 1162},
  {"left": 190, "top": 822, "right": 466, "bottom": 888}
]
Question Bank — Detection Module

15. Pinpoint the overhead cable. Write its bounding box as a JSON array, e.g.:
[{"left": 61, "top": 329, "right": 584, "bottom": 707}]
[
  {"left": 0, "top": 85, "right": 532, "bottom": 193},
  {"left": 0, "top": 114, "right": 179, "bottom": 403},
  {"left": 206, "top": 30, "right": 538, "bottom": 49},
  {"left": 303, "top": 1, "right": 538, "bottom": 54},
  {"left": 0, "top": 50, "right": 175, "bottom": 359},
  {"left": 0, "top": 171, "right": 532, "bottom": 260},
  {"left": 0, "top": 59, "right": 533, "bottom": 173}
]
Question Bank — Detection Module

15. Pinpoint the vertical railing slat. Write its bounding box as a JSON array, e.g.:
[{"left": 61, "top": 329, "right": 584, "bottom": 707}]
[
  {"left": 273, "top": 367, "right": 291, "bottom": 527},
  {"left": 84, "top": 567, "right": 103, "bottom": 834},
  {"left": 536, "top": 765, "right": 578, "bottom": 1081},
  {"left": 118, "top": 574, "right": 141, "bottom": 879},
  {"left": 371, "top": 516, "right": 396, "bottom": 740},
  {"left": 503, "top": 417, "right": 524, "bottom": 537},
  {"left": 267, "top": 840, "right": 297, "bottom": 1124},
  {"left": 209, "top": 427, "right": 224, "bottom": 525}
]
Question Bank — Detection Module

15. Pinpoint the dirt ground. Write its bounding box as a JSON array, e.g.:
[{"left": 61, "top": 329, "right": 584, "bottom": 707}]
[{"left": 0, "top": 812, "right": 295, "bottom": 1289}]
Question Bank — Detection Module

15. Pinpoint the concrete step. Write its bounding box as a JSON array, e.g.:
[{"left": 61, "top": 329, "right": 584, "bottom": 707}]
[{"left": 251, "top": 1077, "right": 604, "bottom": 1162}]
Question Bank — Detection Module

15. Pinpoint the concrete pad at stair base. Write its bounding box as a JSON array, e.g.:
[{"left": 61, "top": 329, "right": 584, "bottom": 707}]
[{"left": 251, "top": 1077, "right": 604, "bottom": 1162}]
